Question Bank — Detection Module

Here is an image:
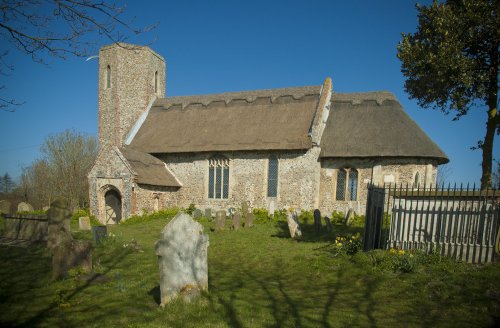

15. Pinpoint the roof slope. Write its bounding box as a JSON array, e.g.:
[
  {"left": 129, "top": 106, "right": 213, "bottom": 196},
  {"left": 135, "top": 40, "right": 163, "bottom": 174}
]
[
  {"left": 320, "top": 92, "right": 448, "bottom": 163},
  {"left": 120, "top": 147, "right": 181, "bottom": 187},
  {"left": 129, "top": 86, "right": 321, "bottom": 153}
]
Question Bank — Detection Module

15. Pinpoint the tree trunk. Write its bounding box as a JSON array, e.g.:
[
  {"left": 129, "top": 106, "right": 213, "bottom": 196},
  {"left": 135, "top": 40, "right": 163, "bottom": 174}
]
[{"left": 481, "top": 106, "right": 497, "bottom": 189}]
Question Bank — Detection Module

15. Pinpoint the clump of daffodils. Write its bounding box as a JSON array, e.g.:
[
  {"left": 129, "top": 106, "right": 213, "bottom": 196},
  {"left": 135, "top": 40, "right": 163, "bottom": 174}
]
[{"left": 333, "top": 233, "right": 362, "bottom": 256}]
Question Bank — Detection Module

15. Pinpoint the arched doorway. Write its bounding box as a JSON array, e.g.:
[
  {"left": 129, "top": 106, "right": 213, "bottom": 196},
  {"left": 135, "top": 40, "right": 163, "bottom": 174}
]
[{"left": 105, "top": 189, "right": 122, "bottom": 224}]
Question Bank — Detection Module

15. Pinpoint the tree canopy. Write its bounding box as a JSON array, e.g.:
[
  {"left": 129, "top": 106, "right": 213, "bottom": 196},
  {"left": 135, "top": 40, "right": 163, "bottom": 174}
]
[{"left": 397, "top": 0, "right": 499, "bottom": 188}]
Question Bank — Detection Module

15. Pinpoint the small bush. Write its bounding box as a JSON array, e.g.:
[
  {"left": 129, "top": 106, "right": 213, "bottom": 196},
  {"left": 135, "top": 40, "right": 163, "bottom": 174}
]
[
  {"left": 351, "top": 213, "right": 365, "bottom": 227},
  {"left": 331, "top": 210, "right": 344, "bottom": 224},
  {"left": 253, "top": 208, "right": 269, "bottom": 222},
  {"left": 121, "top": 208, "right": 180, "bottom": 225},
  {"left": 298, "top": 210, "right": 313, "bottom": 224}
]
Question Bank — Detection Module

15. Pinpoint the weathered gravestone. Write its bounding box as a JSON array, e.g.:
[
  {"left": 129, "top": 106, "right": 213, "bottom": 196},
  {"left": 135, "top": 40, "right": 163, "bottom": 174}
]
[
  {"left": 241, "top": 201, "right": 249, "bottom": 216},
  {"left": 232, "top": 213, "right": 241, "bottom": 230},
  {"left": 314, "top": 209, "right": 322, "bottom": 234},
  {"left": 17, "top": 202, "right": 34, "bottom": 213},
  {"left": 324, "top": 216, "right": 333, "bottom": 232},
  {"left": 79, "top": 217, "right": 91, "bottom": 231},
  {"left": 92, "top": 225, "right": 108, "bottom": 244},
  {"left": 155, "top": 213, "right": 209, "bottom": 306},
  {"left": 47, "top": 199, "right": 92, "bottom": 280},
  {"left": 245, "top": 212, "right": 254, "bottom": 228},
  {"left": 204, "top": 208, "right": 212, "bottom": 220},
  {"left": 0, "top": 200, "right": 11, "bottom": 215},
  {"left": 287, "top": 211, "right": 302, "bottom": 239},
  {"left": 345, "top": 209, "right": 354, "bottom": 226},
  {"left": 215, "top": 210, "right": 226, "bottom": 231},
  {"left": 193, "top": 209, "right": 202, "bottom": 219}
]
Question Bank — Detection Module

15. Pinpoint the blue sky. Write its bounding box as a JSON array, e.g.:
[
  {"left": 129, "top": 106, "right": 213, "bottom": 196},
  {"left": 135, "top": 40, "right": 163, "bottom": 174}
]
[{"left": 0, "top": 0, "right": 498, "bottom": 185}]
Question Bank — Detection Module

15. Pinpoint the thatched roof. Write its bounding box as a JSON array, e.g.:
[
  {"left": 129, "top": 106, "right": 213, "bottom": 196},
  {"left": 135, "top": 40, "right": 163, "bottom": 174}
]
[
  {"left": 320, "top": 92, "right": 448, "bottom": 163},
  {"left": 129, "top": 86, "right": 321, "bottom": 153},
  {"left": 120, "top": 147, "right": 181, "bottom": 187}
]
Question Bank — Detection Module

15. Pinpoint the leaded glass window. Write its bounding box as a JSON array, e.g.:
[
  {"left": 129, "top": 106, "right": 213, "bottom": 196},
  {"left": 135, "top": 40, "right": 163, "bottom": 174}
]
[
  {"left": 348, "top": 169, "right": 358, "bottom": 201},
  {"left": 336, "top": 169, "right": 346, "bottom": 200},
  {"left": 208, "top": 156, "right": 229, "bottom": 199},
  {"left": 267, "top": 156, "right": 279, "bottom": 197}
]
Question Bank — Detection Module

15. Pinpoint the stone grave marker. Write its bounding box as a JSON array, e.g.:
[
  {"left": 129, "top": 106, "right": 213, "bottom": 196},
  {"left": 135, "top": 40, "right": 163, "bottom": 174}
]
[
  {"left": 17, "top": 202, "right": 34, "bottom": 213},
  {"left": 324, "top": 216, "right": 333, "bottom": 232},
  {"left": 287, "top": 211, "right": 302, "bottom": 239},
  {"left": 345, "top": 209, "right": 354, "bottom": 226},
  {"left": 193, "top": 209, "right": 202, "bottom": 219},
  {"left": 314, "top": 209, "right": 322, "bottom": 234},
  {"left": 205, "top": 208, "right": 212, "bottom": 220},
  {"left": 215, "top": 210, "right": 226, "bottom": 231},
  {"left": 245, "top": 212, "right": 254, "bottom": 228},
  {"left": 92, "top": 225, "right": 108, "bottom": 244},
  {"left": 232, "top": 213, "right": 241, "bottom": 230},
  {"left": 241, "top": 201, "right": 249, "bottom": 216},
  {"left": 0, "top": 200, "right": 11, "bottom": 215},
  {"left": 79, "top": 216, "right": 91, "bottom": 231},
  {"left": 47, "top": 199, "right": 92, "bottom": 279},
  {"left": 155, "top": 213, "right": 209, "bottom": 306}
]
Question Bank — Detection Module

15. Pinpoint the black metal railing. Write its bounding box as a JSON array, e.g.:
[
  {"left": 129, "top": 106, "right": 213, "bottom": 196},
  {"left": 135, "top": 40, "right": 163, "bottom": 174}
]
[{"left": 364, "top": 183, "right": 500, "bottom": 264}]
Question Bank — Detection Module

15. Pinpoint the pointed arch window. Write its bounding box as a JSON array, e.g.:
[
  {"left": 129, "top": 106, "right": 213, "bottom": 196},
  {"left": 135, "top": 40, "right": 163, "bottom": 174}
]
[
  {"left": 267, "top": 155, "right": 279, "bottom": 197},
  {"left": 208, "top": 156, "right": 229, "bottom": 199},
  {"left": 414, "top": 172, "right": 420, "bottom": 188},
  {"left": 106, "top": 65, "right": 111, "bottom": 89},
  {"left": 336, "top": 168, "right": 358, "bottom": 201}
]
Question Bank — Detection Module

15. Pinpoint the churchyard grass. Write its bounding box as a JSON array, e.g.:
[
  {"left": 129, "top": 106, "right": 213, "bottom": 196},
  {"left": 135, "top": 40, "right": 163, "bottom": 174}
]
[{"left": 0, "top": 212, "right": 499, "bottom": 327}]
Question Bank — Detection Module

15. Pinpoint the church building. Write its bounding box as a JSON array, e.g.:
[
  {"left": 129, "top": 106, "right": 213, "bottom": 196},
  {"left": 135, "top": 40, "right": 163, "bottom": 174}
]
[{"left": 88, "top": 43, "right": 448, "bottom": 224}]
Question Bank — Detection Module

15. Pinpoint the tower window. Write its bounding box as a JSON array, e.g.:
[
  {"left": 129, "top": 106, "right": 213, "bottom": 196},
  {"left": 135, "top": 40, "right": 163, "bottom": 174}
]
[
  {"left": 106, "top": 65, "right": 111, "bottom": 89},
  {"left": 154, "top": 71, "right": 158, "bottom": 93}
]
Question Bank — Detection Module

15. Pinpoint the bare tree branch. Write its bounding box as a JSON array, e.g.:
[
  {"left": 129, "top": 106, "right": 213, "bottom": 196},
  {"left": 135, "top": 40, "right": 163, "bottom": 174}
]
[{"left": 0, "top": 0, "right": 157, "bottom": 112}]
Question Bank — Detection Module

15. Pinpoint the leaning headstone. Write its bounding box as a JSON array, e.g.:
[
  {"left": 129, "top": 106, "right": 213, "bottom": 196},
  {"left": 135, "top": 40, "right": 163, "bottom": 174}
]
[
  {"left": 79, "top": 217, "right": 91, "bottom": 231},
  {"left": 215, "top": 210, "right": 226, "bottom": 231},
  {"left": 314, "top": 209, "right": 322, "bottom": 234},
  {"left": 193, "top": 209, "right": 202, "bottom": 219},
  {"left": 324, "top": 216, "right": 333, "bottom": 232},
  {"left": 17, "top": 202, "right": 34, "bottom": 213},
  {"left": 47, "top": 199, "right": 92, "bottom": 279},
  {"left": 155, "top": 213, "right": 209, "bottom": 306},
  {"left": 204, "top": 208, "right": 212, "bottom": 220},
  {"left": 287, "top": 211, "right": 302, "bottom": 239},
  {"left": 92, "top": 226, "right": 108, "bottom": 245},
  {"left": 232, "top": 213, "right": 241, "bottom": 230},
  {"left": 245, "top": 212, "right": 254, "bottom": 228},
  {"left": 345, "top": 209, "right": 354, "bottom": 226},
  {"left": 0, "top": 200, "right": 11, "bottom": 215}
]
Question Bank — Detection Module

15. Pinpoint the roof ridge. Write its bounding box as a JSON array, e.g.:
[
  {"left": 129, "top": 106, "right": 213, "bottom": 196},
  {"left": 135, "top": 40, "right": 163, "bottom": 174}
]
[
  {"left": 332, "top": 91, "right": 397, "bottom": 106},
  {"left": 155, "top": 85, "right": 321, "bottom": 109}
]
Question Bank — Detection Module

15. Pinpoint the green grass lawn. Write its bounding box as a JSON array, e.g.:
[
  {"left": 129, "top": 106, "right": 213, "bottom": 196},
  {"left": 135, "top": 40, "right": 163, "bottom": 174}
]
[{"left": 0, "top": 214, "right": 499, "bottom": 327}]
